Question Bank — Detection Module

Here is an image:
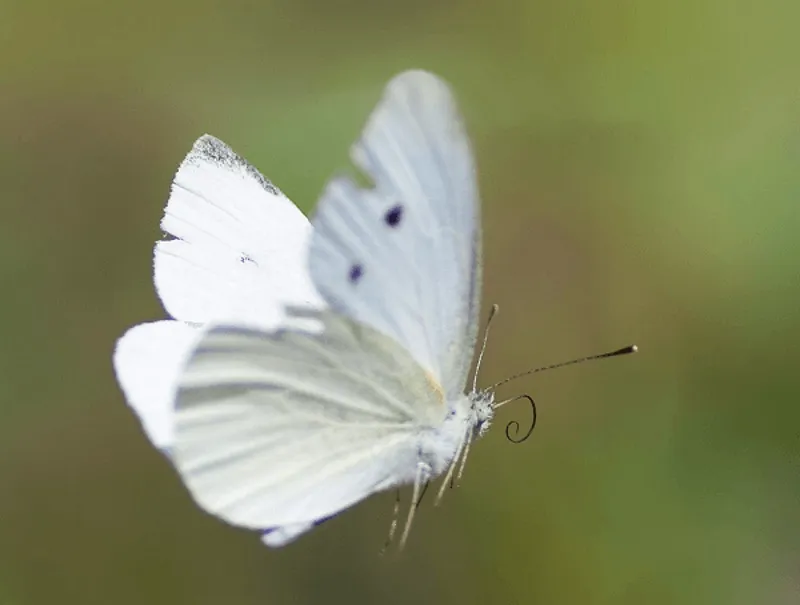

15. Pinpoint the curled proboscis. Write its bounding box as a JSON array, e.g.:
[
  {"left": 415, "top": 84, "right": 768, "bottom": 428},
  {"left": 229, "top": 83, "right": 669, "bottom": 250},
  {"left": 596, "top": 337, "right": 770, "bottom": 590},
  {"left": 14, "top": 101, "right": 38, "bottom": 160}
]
[{"left": 504, "top": 394, "right": 537, "bottom": 444}]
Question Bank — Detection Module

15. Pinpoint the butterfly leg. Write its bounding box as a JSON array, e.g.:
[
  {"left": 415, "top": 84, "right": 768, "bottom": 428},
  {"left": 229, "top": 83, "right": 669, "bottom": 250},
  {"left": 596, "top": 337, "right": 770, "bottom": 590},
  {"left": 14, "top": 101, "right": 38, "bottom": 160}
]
[
  {"left": 398, "top": 462, "right": 431, "bottom": 551},
  {"left": 416, "top": 480, "right": 430, "bottom": 509},
  {"left": 380, "top": 490, "right": 402, "bottom": 556},
  {"left": 380, "top": 480, "right": 430, "bottom": 555},
  {"left": 435, "top": 432, "right": 467, "bottom": 506},
  {"left": 455, "top": 429, "right": 475, "bottom": 485}
]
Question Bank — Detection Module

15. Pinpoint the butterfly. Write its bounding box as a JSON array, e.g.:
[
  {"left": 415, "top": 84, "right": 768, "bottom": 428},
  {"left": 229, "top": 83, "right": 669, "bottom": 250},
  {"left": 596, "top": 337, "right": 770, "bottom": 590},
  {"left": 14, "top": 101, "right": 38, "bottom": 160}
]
[{"left": 114, "top": 70, "right": 635, "bottom": 550}]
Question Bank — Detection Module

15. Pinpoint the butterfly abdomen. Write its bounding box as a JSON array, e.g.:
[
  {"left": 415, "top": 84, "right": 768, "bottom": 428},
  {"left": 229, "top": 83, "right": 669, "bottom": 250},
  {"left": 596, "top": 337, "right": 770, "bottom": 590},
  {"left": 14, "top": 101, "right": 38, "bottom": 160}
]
[{"left": 415, "top": 394, "right": 472, "bottom": 475}]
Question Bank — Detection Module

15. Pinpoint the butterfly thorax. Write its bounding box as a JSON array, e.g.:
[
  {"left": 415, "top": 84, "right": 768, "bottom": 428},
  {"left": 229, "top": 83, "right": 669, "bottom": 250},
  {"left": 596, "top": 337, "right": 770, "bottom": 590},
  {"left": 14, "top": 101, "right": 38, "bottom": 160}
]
[{"left": 416, "top": 389, "right": 494, "bottom": 476}]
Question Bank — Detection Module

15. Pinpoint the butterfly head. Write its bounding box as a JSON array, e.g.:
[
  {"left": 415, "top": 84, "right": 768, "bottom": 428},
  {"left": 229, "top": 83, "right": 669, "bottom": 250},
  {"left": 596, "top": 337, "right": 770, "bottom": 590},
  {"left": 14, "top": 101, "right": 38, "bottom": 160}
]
[{"left": 469, "top": 388, "right": 495, "bottom": 438}]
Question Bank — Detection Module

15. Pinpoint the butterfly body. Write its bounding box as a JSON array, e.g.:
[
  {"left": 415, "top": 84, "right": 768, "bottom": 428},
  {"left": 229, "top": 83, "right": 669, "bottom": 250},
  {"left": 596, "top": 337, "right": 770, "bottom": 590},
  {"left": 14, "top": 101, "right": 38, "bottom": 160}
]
[{"left": 415, "top": 389, "right": 494, "bottom": 476}]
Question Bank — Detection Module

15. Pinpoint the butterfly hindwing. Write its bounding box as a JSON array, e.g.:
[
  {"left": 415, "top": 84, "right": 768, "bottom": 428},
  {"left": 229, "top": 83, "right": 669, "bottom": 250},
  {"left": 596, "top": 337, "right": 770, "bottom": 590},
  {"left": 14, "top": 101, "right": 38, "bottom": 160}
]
[{"left": 173, "top": 309, "right": 447, "bottom": 529}]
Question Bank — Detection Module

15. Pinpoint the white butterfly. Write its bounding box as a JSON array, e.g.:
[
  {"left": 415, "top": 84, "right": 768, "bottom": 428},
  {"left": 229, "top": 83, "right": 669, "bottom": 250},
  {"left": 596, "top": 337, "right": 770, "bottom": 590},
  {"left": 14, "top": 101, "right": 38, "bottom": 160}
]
[{"left": 116, "top": 70, "right": 509, "bottom": 549}]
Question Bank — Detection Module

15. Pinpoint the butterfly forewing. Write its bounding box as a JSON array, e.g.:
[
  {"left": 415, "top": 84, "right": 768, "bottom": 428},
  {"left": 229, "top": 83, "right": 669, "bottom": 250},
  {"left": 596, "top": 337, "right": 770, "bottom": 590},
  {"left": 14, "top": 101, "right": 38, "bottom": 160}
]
[
  {"left": 309, "top": 70, "right": 482, "bottom": 399},
  {"left": 155, "top": 135, "right": 321, "bottom": 327}
]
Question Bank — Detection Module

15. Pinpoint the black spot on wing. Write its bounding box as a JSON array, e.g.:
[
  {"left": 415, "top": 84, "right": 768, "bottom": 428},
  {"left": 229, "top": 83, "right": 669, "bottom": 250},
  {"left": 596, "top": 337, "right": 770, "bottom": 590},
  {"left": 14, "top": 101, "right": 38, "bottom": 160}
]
[
  {"left": 384, "top": 204, "right": 403, "bottom": 227},
  {"left": 349, "top": 263, "right": 363, "bottom": 283}
]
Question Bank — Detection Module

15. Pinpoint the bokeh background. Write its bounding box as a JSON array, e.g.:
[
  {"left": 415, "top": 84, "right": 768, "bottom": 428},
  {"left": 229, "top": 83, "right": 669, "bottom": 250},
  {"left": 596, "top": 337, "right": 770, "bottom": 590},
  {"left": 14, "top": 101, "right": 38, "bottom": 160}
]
[{"left": 2, "top": 1, "right": 799, "bottom": 604}]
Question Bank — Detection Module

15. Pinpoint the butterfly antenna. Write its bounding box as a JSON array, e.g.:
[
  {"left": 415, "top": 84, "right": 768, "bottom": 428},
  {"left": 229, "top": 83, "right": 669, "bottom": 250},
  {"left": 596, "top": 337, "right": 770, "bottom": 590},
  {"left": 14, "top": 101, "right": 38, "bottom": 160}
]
[
  {"left": 472, "top": 304, "right": 500, "bottom": 392},
  {"left": 490, "top": 345, "right": 638, "bottom": 390}
]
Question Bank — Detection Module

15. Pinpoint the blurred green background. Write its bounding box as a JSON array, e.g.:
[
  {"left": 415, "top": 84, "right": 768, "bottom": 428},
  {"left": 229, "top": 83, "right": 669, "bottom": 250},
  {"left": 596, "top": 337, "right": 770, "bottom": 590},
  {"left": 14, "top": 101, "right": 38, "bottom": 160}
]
[{"left": 2, "top": 1, "right": 799, "bottom": 604}]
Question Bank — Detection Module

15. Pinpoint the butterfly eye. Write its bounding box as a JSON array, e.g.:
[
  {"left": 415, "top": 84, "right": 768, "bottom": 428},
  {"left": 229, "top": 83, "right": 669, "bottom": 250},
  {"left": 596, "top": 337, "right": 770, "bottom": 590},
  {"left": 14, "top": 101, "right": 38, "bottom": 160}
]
[
  {"left": 384, "top": 204, "right": 403, "bottom": 227},
  {"left": 348, "top": 263, "right": 364, "bottom": 283}
]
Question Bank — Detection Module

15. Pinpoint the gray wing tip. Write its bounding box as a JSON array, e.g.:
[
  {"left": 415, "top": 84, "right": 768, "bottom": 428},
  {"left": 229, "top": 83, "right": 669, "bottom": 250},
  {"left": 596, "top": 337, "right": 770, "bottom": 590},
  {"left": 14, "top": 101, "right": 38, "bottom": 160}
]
[
  {"left": 185, "top": 134, "right": 233, "bottom": 167},
  {"left": 178, "top": 134, "right": 281, "bottom": 196}
]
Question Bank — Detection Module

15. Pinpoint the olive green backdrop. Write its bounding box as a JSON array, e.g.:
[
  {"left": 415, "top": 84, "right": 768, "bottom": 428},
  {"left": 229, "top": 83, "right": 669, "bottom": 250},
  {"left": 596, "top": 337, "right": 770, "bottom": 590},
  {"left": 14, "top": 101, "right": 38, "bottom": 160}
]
[{"left": 1, "top": 1, "right": 798, "bottom": 604}]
